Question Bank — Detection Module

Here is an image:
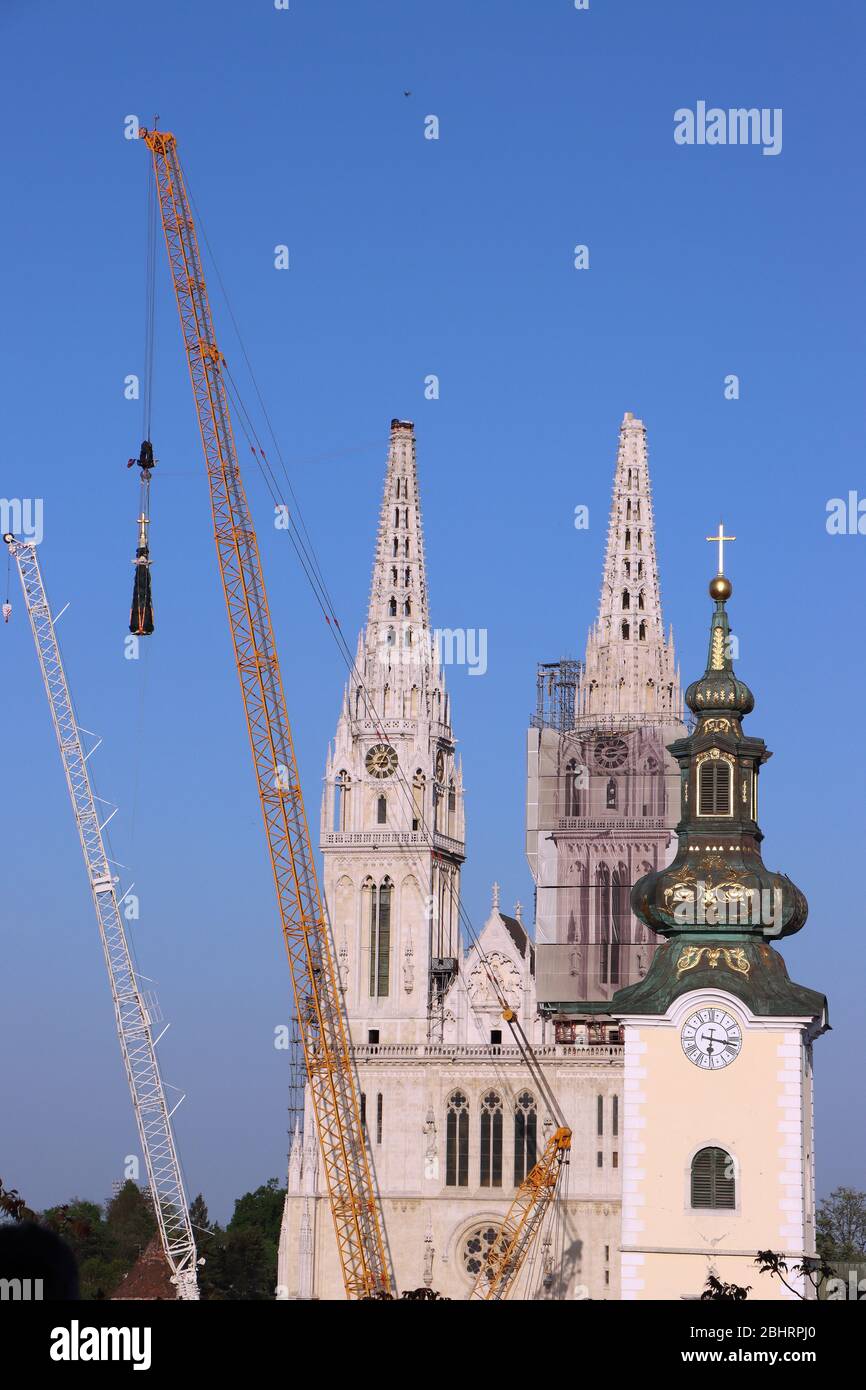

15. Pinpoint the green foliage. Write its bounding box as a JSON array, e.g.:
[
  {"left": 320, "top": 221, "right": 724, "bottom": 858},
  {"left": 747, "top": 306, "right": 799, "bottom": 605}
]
[
  {"left": 700, "top": 1273, "right": 750, "bottom": 1301},
  {"left": 816, "top": 1187, "right": 866, "bottom": 1263}
]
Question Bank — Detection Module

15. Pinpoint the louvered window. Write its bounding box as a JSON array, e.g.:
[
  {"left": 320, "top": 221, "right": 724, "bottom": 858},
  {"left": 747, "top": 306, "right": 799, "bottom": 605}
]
[
  {"left": 691, "top": 1146, "right": 735, "bottom": 1209},
  {"left": 698, "top": 758, "right": 732, "bottom": 816}
]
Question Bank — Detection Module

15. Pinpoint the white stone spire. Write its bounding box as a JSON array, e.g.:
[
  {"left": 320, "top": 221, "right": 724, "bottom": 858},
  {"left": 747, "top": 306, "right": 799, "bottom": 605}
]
[
  {"left": 363, "top": 419, "right": 432, "bottom": 690},
  {"left": 576, "top": 412, "right": 682, "bottom": 723}
]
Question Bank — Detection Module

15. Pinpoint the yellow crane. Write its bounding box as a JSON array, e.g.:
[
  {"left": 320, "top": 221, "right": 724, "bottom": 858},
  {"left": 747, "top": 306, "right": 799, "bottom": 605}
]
[
  {"left": 141, "top": 127, "right": 389, "bottom": 1300},
  {"left": 140, "top": 127, "right": 570, "bottom": 1302}
]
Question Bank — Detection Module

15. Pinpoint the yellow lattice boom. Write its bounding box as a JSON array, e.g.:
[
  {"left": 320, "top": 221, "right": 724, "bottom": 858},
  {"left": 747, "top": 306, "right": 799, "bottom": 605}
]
[{"left": 141, "top": 128, "right": 390, "bottom": 1300}]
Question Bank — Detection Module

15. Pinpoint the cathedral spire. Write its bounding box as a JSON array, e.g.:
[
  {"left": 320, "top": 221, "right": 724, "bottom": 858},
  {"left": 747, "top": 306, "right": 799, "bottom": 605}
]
[
  {"left": 576, "top": 412, "right": 681, "bottom": 723},
  {"left": 364, "top": 420, "right": 431, "bottom": 668}
]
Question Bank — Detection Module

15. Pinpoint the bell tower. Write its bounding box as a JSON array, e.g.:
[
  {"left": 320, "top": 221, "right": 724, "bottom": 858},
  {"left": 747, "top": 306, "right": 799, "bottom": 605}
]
[
  {"left": 320, "top": 420, "right": 465, "bottom": 1046},
  {"left": 612, "top": 541, "right": 827, "bottom": 1300}
]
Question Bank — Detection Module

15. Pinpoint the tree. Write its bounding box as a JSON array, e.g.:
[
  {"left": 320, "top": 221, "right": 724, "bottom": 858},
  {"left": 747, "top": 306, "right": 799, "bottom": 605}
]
[
  {"left": 700, "top": 1274, "right": 750, "bottom": 1301},
  {"left": 816, "top": 1188, "right": 866, "bottom": 1264},
  {"left": 105, "top": 1181, "right": 157, "bottom": 1267}
]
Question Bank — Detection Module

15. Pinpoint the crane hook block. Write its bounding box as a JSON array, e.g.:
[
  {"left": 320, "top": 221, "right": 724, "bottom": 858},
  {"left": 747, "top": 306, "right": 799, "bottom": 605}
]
[{"left": 127, "top": 440, "right": 156, "bottom": 471}]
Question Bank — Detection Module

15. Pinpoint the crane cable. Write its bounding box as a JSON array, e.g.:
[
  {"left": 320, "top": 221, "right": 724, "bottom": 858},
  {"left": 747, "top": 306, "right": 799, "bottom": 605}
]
[{"left": 182, "top": 170, "right": 568, "bottom": 1131}]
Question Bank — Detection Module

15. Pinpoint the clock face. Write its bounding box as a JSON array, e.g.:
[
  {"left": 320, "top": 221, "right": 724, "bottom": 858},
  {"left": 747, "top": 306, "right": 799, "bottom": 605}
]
[
  {"left": 365, "top": 743, "right": 398, "bottom": 779},
  {"left": 595, "top": 737, "right": 628, "bottom": 770},
  {"left": 681, "top": 1008, "right": 742, "bottom": 1070}
]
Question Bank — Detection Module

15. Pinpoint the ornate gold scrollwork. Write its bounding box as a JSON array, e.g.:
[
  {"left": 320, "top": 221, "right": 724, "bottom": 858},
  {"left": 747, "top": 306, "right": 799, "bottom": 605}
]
[{"left": 676, "top": 945, "right": 751, "bottom": 977}]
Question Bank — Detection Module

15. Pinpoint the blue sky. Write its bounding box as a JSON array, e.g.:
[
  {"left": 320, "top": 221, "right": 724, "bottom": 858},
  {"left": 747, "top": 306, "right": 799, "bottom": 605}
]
[{"left": 1, "top": 0, "right": 863, "bottom": 1222}]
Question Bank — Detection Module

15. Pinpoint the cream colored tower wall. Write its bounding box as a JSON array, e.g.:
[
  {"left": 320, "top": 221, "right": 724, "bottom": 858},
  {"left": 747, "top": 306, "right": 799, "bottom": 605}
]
[{"left": 619, "top": 989, "right": 816, "bottom": 1301}]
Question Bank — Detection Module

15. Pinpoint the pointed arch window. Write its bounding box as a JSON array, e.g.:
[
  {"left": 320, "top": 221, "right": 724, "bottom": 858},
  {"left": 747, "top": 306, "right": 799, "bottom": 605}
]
[
  {"left": 376, "top": 793, "right": 387, "bottom": 825},
  {"left": 637, "top": 559, "right": 644, "bottom": 577},
  {"left": 386, "top": 625, "right": 396, "bottom": 648},
  {"left": 480, "top": 1091, "right": 503, "bottom": 1187},
  {"left": 391, "top": 566, "right": 398, "bottom": 584},
  {"left": 404, "top": 537, "right": 410, "bottom": 557},
  {"left": 624, "top": 559, "right": 630, "bottom": 578},
  {"left": 392, "top": 537, "right": 399, "bottom": 557},
  {"left": 639, "top": 620, "right": 647, "bottom": 640},
  {"left": 404, "top": 566, "right": 411, "bottom": 586},
  {"left": 626, "top": 500, "right": 632, "bottom": 521},
  {"left": 638, "top": 590, "right": 645, "bottom": 610},
  {"left": 446, "top": 1091, "right": 469, "bottom": 1187},
  {"left": 513, "top": 1092, "right": 538, "bottom": 1185},
  {"left": 388, "top": 595, "right": 397, "bottom": 616},
  {"left": 565, "top": 757, "right": 581, "bottom": 817},
  {"left": 394, "top": 507, "right": 400, "bottom": 526},
  {"left": 368, "top": 877, "right": 392, "bottom": 997},
  {"left": 691, "top": 1147, "right": 735, "bottom": 1209},
  {"left": 625, "top": 528, "right": 631, "bottom": 549},
  {"left": 606, "top": 776, "right": 617, "bottom": 809},
  {"left": 621, "top": 621, "right": 630, "bottom": 640},
  {"left": 334, "top": 771, "right": 351, "bottom": 831},
  {"left": 403, "top": 597, "right": 412, "bottom": 616},
  {"left": 403, "top": 508, "right": 409, "bottom": 527},
  {"left": 698, "top": 754, "right": 733, "bottom": 816},
  {"left": 637, "top": 529, "right": 643, "bottom": 549},
  {"left": 621, "top": 590, "right": 630, "bottom": 611}
]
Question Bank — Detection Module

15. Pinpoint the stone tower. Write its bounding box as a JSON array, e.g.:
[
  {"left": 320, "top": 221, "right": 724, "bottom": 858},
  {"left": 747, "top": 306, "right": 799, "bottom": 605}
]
[
  {"left": 527, "top": 412, "right": 686, "bottom": 1017},
  {"left": 612, "top": 558, "right": 826, "bottom": 1300},
  {"left": 319, "top": 419, "right": 465, "bottom": 1046}
]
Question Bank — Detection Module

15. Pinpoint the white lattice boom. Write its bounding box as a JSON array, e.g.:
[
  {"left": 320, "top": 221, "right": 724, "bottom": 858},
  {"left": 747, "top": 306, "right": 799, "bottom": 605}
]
[{"left": 6, "top": 538, "right": 199, "bottom": 1300}]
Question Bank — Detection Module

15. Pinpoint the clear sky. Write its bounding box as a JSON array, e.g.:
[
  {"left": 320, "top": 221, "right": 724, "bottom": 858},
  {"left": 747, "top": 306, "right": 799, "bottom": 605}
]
[{"left": 1, "top": 0, "right": 863, "bottom": 1223}]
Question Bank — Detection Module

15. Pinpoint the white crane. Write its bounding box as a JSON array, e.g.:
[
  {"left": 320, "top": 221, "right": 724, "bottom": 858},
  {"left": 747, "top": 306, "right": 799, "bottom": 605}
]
[{"left": 4, "top": 534, "right": 199, "bottom": 1300}]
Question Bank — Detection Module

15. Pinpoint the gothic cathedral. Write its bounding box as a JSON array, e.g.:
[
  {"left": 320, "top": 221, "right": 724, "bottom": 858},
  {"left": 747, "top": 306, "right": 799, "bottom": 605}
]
[{"left": 278, "top": 414, "right": 825, "bottom": 1301}]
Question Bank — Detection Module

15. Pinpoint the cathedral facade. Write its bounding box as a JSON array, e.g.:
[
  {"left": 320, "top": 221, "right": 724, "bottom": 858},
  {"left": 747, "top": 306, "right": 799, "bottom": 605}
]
[{"left": 278, "top": 414, "right": 679, "bottom": 1300}]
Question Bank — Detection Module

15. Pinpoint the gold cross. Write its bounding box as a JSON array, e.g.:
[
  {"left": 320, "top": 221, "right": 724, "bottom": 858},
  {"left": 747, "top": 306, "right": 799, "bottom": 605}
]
[{"left": 706, "top": 521, "right": 735, "bottom": 575}]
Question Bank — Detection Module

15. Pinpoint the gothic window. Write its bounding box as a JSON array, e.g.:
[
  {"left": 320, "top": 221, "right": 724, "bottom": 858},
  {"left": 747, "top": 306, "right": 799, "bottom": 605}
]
[
  {"left": 626, "top": 500, "right": 632, "bottom": 521},
  {"left": 391, "top": 566, "right": 398, "bottom": 584},
  {"left": 376, "top": 1092, "right": 383, "bottom": 1145},
  {"left": 404, "top": 566, "right": 411, "bottom": 586},
  {"left": 606, "top": 776, "right": 617, "bottom": 809},
  {"left": 368, "top": 877, "right": 392, "bottom": 997},
  {"left": 625, "top": 528, "right": 631, "bottom": 549},
  {"left": 394, "top": 507, "right": 400, "bottom": 526},
  {"left": 565, "top": 758, "right": 580, "bottom": 817},
  {"left": 621, "top": 621, "right": 630, "bottom": 640},
  {"left": 386, "top": 626, "right": 395, "bottom": 648},
  {"left": 597, "top": 1095, "right": 604, "bottom": 1136},
  {"left": 639, "top": 620, "right": 647, "bottom": 640},
  {"left": 691, "top": 1147, "right": 735, "bottom": 1209},
  {"left": 513, "top": 1092, "right": 537, "bottom": 1185},
  {"left": 634, "top": 500, "right": 641, "bottom": 520},
  {"left": 624, "top": 559, "right": 630, "bottom": 578},
  {"left": 392, "top": 537, "right": 399, "bottom": 557},
  {"left": 698, "top": 756, "right": 733, "bottom": 816},
  {"left": 462, "top": 1225, "right": 508, "bottom": 1284},
  {"left": 403, "top": 597, "right": 412, "bottom": 616},
  {"left": 637, "top": 559, "right": 643, "bottom": 577},
  {"left": 404, "top": 537, "right": 410, "bottom": 556},
  {"left": 480, "top": 1091, "right": 503, "bottom": 1188},
  {"left": 637, "top": 529, "right": 643, "bottom": 548},
  {"left": 376, "top": 794, "right": 387, "bottom": 825},
  {"left": 446, "top": 1091, "right": 469, "bottom": 1187},
  {"left": 638, "top": 590, "right": 645, "bottom": 610},
  {"left": 334, "top": 771, "right": 351, "bottom": 831},
  {"left": 621, "top": 590, "right": 630, "bottom": 610},
  {"left": 412, "top": 771, "right": 425, "bottom": 831},
  {"left": 388, "top": 596, "right": 397, "bottom": 616},
  {"left": 403, "top": 508, "right": 409, "bottom": 527},
  {"left": 404, "top": 626, "right": 412, "bottom": 647}
]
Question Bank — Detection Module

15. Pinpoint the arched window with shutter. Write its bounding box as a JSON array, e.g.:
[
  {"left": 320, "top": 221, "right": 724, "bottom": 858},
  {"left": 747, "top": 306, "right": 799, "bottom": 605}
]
[
  {"left": 446, "top": 1091, "right": 469, "bottom": 1187},
  {"left": 691, "top": 1146, "right": 735, "bottom": 1208},
  {"left": 698, "top": 754, "right": 733, "bottom": 816}
]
